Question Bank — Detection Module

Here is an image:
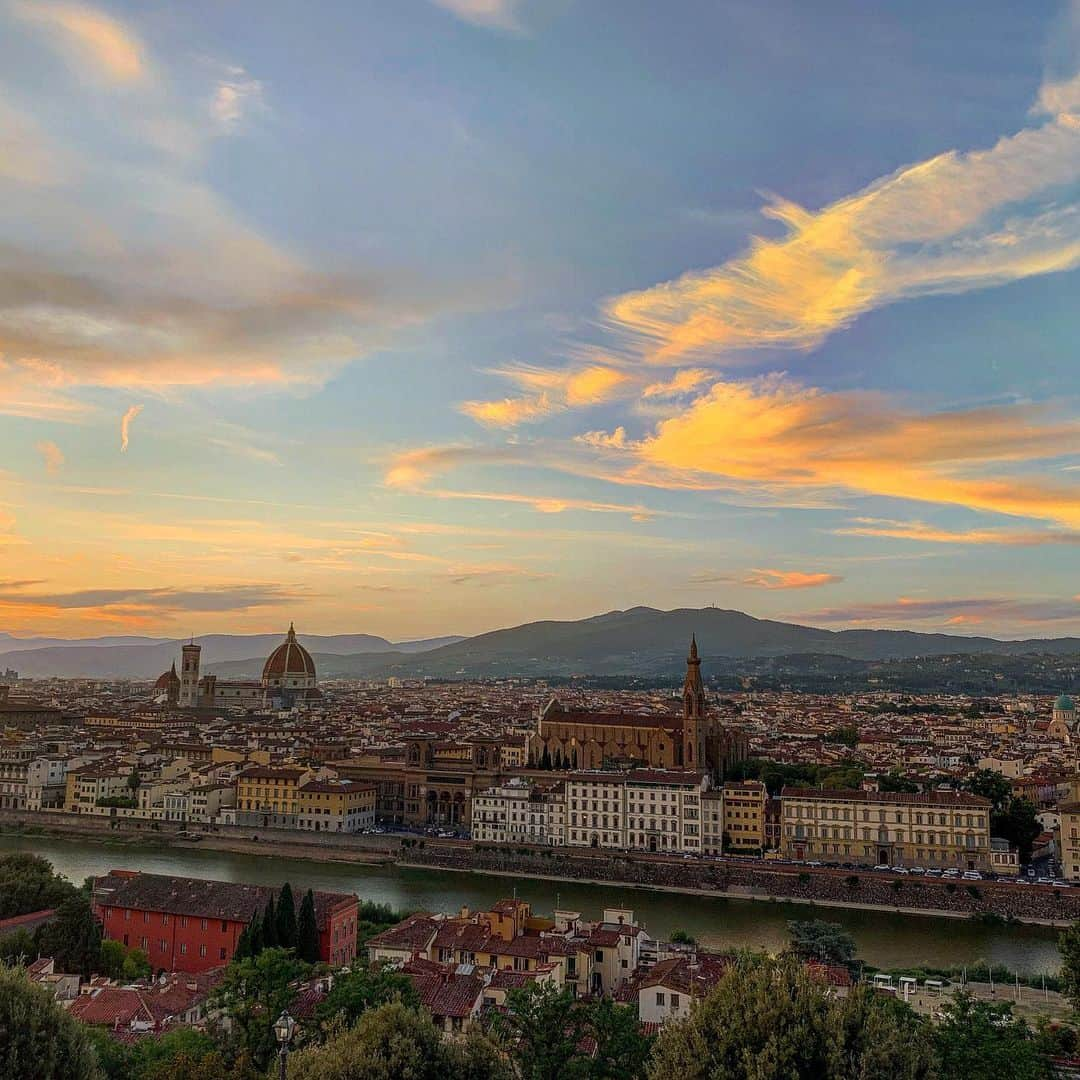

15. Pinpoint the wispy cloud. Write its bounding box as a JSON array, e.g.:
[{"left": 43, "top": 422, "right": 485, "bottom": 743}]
[
  {"left": 14, "top": 1, "right": 145, "bottom": 84},
  {"left": 34, "top": 439, "right": 64, "bottom": 474},
  {"left": 835, "top": 518, "right": 1080, "bottom": 546},
  {"left": 801, "top": 595, "right": 1080, "bottom": 629},
  {"left": 690, "top": 567, "right": 842, "bottom": 590},
  {"left": 429, "top": 0, "right": 521, "bottom": 31},
  {"left": 210, "top": 66, "right": 264, "bottom": 133},
  {"left": 119, "top": 404, "right": 142, "bottom": 452}
]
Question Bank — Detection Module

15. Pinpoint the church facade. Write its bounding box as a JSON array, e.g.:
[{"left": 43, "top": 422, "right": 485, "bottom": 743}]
[{"left": 528, "top": 637, "right": 746, "bottom": 780}]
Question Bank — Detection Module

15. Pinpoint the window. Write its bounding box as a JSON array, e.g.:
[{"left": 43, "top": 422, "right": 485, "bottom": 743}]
[
  {"left": 656, "top": 992, "right": 666, "bottom": 1006},
  {"left": 671, "top": 994, "right": 680, "bottom": 1009},
  {"left": 180, "top": 942, "right": 188, "bottom": 954},
  {"left": 220, "top": 947, "right": 227, "bottom": 960}
]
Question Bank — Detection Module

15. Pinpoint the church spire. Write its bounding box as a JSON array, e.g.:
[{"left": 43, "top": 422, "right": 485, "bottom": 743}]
[{"left": 683, "top": 634, "right": 705, "bottom": 720}]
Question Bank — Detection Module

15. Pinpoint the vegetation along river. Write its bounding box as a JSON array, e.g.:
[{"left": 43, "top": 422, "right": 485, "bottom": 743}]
[{"left": 1, "top": 834, "right": 1062, "bottom": 975}]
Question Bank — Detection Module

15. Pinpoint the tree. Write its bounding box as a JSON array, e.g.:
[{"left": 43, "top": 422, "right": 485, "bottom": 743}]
[
  {"left": 497, "top": 982, "right": 589, "bottom": 1080},
  {"left": 966, "top": 770, "right": 1012, "bottom": 814},
  {"left": 261, "top": 894, "right": 278, "bottom": 949},
  {"left": 787, "top": 920, "right": 857, "bottom": 968},
  {"left": 1059, "top": 920, "right": 1080, "bottom": 1011},
  {"left": 648, "top": 958, "right": 842, "bottom": 1080},
  {"left": 276, "top": 883, "right": 298, "bottom": 950},
  {"left": 669, "top": 929, "right": 696, "bottom": 946},
  {"left": 127, "top": 769, "right": 141, "bottom": 795},
  {"left": 296, "top": 889, "right": 320, "bottom": 963},
  {"left": 98, "top": 939, "right": 151, "bottom": 983},
  {"left": 836, "top": 986, "right": 936, "bottom": 1080},
  {"left": 0, "top": 927, "right": 37, "bottom": 964},
  {"left": 585, "top": 997, "right": 653, "bottom": 1079},
  {"left": 36, "top": 891, "right": 102, "bottom": 978},
  {"left": 995, "top": 798, "right": 1041, "bottom": 865},
  {"left": 933, "top": 992, "right": 1052, "bottom": 1080},
  {"left": 315, "top": 963, "right": 419, "bottom": 1029},
  {"left": 0, "top": 852, "right": 77, "bottom": 919},
  {"left": 0, "top": 965, "right": 101, "bottom": 1080},
  {"left": 825, "top": 725, "right": 859, "bottom": 748},
  {"left": 211, "top": 947, "right": 310, "bottom": 1069},
  {"left": 286, "top": 1002, "right": 509, "bottom": 1080}
]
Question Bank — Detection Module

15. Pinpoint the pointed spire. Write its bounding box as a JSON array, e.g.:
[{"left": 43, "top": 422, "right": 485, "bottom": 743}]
[{"left": 689, "top": 634, "right": 699, "bottom": 662}]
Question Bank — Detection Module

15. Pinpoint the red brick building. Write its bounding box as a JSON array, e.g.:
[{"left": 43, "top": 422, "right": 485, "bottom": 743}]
[{"left": 93, "top": 870, "right": 358, "bottom": 973}]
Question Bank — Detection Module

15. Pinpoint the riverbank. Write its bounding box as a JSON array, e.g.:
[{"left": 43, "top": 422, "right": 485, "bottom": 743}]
[
  {"left": 2, "top": 809, "right": 1076, "bottom": 928},
  {"left": 0, "top": 832, "right": 1062, "bottom": 974}
]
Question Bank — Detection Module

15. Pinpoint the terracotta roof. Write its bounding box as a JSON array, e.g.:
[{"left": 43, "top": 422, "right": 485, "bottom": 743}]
[{"left": 781, "top": 786, "right": 991, "bottom": 808}]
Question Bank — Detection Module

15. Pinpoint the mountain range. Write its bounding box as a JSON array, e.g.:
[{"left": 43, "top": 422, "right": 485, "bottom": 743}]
[{"left": 2, "top": 607, "right": 1078, "bottom": 680}]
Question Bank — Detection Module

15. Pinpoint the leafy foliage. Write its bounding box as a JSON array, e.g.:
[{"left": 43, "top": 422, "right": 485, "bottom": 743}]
[
  {"left": 36, "top": 891, "right": 102, "bottom": 978},
  {"left": 98, "top": 939, "right": 151, "bottom": 982},
  {"left": 0, "top": 852, "right": 78, "bottom": 919},
  {"left": 0, "top": 965, "right": 101, "bottom": 1080},
  {"left": 932, "top": 992, "right": 1053, "bottom": 1080},
  {"left": 787, "top": 920, "right": 857, "bottom": 968},
  {"left": 315, "top": 963, "right": 419, "bottom": 1030}
]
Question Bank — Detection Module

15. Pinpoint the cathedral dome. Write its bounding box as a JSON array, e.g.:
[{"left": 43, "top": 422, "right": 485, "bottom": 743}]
[
  {"left": 154, "top": 662, "right": 180, "bottom": 690},
  {"left": 1056, "top": 693, "right": 1076, "bottom": 712},
  {"left": 262, "top": 624, "right": 316, "bottom": 680}
]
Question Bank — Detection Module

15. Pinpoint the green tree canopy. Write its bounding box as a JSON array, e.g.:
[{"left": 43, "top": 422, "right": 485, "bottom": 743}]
[
  {"left": 315, "top": 963, "right": 419, "bottom": 1030},
  {"left": 286, "top": 1002, "right": 509, "bottom": 1080},
  {"left": 496, "top": 982, "right": 590, "bottom": 1080},
  {"left": 296, "top": 889, "right": 320, "bottom": 963},
  {"left": 36, "top": 891, "right": 102, "bottom": 978},
  {"left": 787, "top": 920, "right": 857, "bottom": 968},
  {"left": 0, "top": 852, "right": 77, "bottom": 919},
  {"left": 276, "top": 883, "right": 297, "bottom": 950},
  {"left": 0, "top": 965, "right": 102, "bottom": 1080},
  {"left": 1059, "top": 920, "right": 1080, "bottom": 1012},
  {"left": 966, "top": 770, "right": 1012, "bottom": 814},
  {"left": 211, "top": 946, "right": 310, "bottom": 1069},
  {"left": 932, "top": 993, "right": 1052, "bottom": 1080}
]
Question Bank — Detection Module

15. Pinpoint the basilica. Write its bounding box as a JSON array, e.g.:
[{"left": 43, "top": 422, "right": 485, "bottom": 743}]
[
  {"left": 155, "top": 624, "right": 321, "bottom": 711},
  {"left": 529, "top": 636, "right": 747, "bottom": 779}
]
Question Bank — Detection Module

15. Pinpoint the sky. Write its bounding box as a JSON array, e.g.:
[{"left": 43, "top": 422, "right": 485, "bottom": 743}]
[{"left": 0, "top": 0, "right": 1079, "bottom": 642}]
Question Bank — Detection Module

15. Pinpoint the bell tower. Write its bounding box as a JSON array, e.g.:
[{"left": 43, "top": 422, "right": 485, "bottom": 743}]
[
  {"left": 682, "top": 635, "right": 708, "bottom": 770},
  {"left": 179, "top": 639, "right": 201, "bottom": 708}
]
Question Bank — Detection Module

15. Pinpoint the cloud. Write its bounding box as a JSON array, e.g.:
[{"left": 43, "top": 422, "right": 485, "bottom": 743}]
[
  {"left": 14, "top": 2, "right": 145, "bottom": 84},
  {"left": 801, "top": 595, "right": 1080, "bottom": 628},
  {"left": 690, "top": 568, "right": 842, "bottom": 590},
  {"left": 603, "top": 76, "right": 1080, "bottom": 364},
  {"left": 34, "top": 439, "right": 64, "bottom": 474},
  {"left": 461, "top": 363, "right": 631, "bottom": 428},
  {"left": 429, "top": 0, "right": 521, "bottom": 31},
  {"left": 625, "top": 375, "right": 1080, "bottom": 526},
  {"left": 641, "top": 369, "right": 711, "bottom": 399},
  {"left": 210, "top": 68, "right": 264, "bottom": 133},
  {"left": 119, "top": 403, "right": 142, "bottom": 452},
  {"left": 0, "top": 581, "right": 307, "bottom": 615},
  {"left": 835, "top": 518, "right": 1080, "bottom": 546}
]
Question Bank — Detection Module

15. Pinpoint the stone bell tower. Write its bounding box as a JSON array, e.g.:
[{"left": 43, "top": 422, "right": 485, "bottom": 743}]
[{"left": 682, "top": 635, "right": 708, "bottom": 770}]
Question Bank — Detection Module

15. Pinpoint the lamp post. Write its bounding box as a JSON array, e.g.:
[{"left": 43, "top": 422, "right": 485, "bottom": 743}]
[{"left": 274, "top": 1010, "right": 296, "bottom": 1080}]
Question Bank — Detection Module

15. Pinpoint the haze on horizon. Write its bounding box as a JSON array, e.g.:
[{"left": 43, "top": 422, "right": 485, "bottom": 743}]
[{"left": 1, "top": 0, "right": 1078, "bottom": 643}]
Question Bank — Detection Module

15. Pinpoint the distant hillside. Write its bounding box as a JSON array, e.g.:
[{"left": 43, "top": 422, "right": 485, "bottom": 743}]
[
  {"left": 3, "top": 607, "right": 1077, "bottom": 680},
  {"left": 207, "top": 607, "right": 1080, "bottom": 681},
  {"left": 0, "top": 633, "right": 464, "bottom": 679}
]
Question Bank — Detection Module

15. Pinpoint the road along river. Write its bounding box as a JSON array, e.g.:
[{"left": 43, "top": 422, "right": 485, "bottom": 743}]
[{"left": 0, "top": 834, "right": 1062, "bottom": 975}]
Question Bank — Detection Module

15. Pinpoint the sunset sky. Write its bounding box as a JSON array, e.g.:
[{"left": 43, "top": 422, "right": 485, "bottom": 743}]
[{"left": 1, "top": 0, "right": 1079, "bottom": 640}]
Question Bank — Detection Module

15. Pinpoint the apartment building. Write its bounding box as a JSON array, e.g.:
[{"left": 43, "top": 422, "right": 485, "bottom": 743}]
[
  {"left": 1058, "top": 802, "right": 1080, "bottom": 882},
  {"left": 0, "top": 744, "right": 33, "bottom": 809},
  {"left": 472, "top": 777, "right": 565, "bottom": 846},
  {"left": 722, "top": 780, "right": 768, "bottom": 853},
  {"left": 235, "top": 764, "right": 312, "bottom": 828},
  {"left": 565, "top": 769, "right": 708, "bottom": 852},
  {"left": 296, "top": 778, "right": 376, "bottom": 832},
  {"left": 65, "top": 765, "right": 131, "bottom": 812},
  {"left": 781, "top": 787, "right": 992, "bottom": 870}
]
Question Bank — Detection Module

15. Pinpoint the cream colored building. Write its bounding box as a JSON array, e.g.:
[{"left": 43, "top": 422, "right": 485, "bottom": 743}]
[
  {"left": 781, "top": 787, "right": 992, "bottom": 870},
  {"left": 296, "top": 778, "right": 376, "bottom": 832},
  {"left": 1059, "top": 802, "right": 1080, "bottom": 881}
]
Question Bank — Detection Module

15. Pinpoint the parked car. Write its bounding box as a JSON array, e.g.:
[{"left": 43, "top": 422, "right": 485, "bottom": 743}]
[{"left": 962, "top": 871, "right": 982, "bottom": 881}]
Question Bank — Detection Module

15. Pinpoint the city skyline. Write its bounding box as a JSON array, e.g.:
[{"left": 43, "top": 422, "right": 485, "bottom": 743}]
[{"left": 1, "top": 0, "right": 1079, "bottom": 639}]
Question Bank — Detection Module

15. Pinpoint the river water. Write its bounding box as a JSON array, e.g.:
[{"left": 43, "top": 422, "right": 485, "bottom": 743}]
[{"left": 1, "top": 834, "right": 1062, "bottom": 975}]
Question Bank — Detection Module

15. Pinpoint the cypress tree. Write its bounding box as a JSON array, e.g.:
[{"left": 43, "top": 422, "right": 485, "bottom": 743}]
[
  {"left": 248, "top": 912, "right": 264, "bottom": 956},
  {"left": 276, "top": 883, "right": 297, "bottom": 949},
  {"left": 234, "top": 920, "right": 250, "bottom": 961},
  {"left": 296, "top": 889, "right": 320, "bottom": 964},
  {"left": 261, "top": 895, "right": 278, "bottom": 948}
]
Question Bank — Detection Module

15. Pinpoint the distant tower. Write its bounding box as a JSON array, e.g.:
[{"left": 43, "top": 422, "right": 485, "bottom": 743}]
[
  {"left": 179, "top": 640, "right": 201, "bottom": 708},
  {"left": 1055, "top": 693, "right": 1077, "bottom": 728},
  {"left": 682, "top": 635, "right": 708, "bottom": 770}
]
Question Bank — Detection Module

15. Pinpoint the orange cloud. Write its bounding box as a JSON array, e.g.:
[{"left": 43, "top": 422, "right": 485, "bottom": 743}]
[
  {"left": 119, "top": 403, "right": 142, "bottom": 452},
  {"left": 34, "top": 439, "right": 64, "bottom": 474},
  {"left": 742, "top": 568, "right": 842, "bottom": 590},
  {"left": 16, "top": 2, "right": 145, "bottom": 83},
  {"left": 629, "top": 375, "right": 1080, "bottom": 526},
  {"left": 835, "top": 518, "right": 1080, "bottom": 545},
  {"left": 642, "top": 369, "right": 711, "bottom": 399},
  {"left": 460, "top": 364, "right": 630, "bottom": 427}
]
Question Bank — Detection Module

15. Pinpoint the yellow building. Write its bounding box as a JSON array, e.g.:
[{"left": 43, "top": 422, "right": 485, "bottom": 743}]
[
  {"left": 64, "top": 765, "right": 130, "bottom": 813},
  {"left": 721, "top": 780, "right": 767, "bottom": 853},
  {"left": 297, "top": 778, "right": 376, "bottom": 833},
  {"left": 781, "top": 787, "right": 992, "bottom": 870},
  {"left": 236, "top": 764, "right": 311, "bottom": 828},
  {"left": 1059, "top": 802, "right": 1080, "bottom": 882}
]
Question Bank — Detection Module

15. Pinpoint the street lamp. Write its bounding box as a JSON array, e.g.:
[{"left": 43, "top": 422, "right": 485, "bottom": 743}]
[{"left": 274, "top": 1010, "right": 296, "bottom": 1080}]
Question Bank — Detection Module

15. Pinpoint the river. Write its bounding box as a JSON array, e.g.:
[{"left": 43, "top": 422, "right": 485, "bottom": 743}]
[{"left": 1, "top": 834, "right": 1062, "bottom": 975}]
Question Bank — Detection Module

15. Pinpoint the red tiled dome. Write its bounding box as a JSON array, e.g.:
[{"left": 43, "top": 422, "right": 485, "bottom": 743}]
[
  {"left": 262, "top": 624, "right": 316, "bottom": 679},
  {"left": 154, "top": 662, "right": 180, "bottom": 690}
]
